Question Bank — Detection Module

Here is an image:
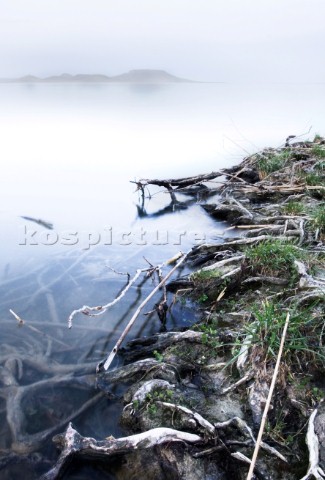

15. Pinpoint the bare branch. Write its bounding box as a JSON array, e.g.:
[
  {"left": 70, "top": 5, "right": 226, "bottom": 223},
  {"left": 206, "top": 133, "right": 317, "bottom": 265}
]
[
  {"left": 68, "top": 251, "right": 185, "bottom": 328},
  {"left": 106, "top": 265, "right": 131, "bottom": 282},
  {"left": 156, "top": 401, "right": 215, "bottom": 436},
  {"left": 68, "top": 268, "right": 143, "bottom": 328},
  {"left": 99, "top": 251, "right": 190, "bottom": 371}
]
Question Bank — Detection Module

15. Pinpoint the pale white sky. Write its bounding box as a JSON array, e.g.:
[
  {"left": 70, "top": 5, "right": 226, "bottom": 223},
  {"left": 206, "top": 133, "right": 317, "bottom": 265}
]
[{"left": 0, "top": 0, "right": 324, "bottom": 81}]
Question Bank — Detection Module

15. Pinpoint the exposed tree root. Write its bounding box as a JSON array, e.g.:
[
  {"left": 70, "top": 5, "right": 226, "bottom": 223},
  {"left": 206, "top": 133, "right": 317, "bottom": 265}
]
[{"left": 40, "top": 423, "right": 203, "bottom": 480}]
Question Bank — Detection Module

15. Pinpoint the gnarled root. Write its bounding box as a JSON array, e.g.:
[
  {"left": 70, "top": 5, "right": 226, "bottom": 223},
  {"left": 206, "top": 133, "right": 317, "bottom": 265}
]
[{"left": 40, "top": 423, "right": 203, "bottom": 480}]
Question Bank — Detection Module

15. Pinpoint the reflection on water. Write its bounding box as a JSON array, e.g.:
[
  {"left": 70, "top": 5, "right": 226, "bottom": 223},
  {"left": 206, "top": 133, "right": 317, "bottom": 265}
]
[{"left": 0, "top": 82, "right": 324, "bottom": 478}]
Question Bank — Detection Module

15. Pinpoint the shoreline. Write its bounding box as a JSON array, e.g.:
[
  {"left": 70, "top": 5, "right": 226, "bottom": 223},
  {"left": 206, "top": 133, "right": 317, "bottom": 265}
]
[{"left": 32, "top": 136, "right": 325, "bottom": 479}]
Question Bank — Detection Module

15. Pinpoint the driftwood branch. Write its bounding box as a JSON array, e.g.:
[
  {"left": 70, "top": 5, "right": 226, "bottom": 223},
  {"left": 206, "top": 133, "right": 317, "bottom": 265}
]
[
  {"left": 133, "top": 170, "right": 224, "bottom": 190},
  {"left": 156, "top": 401, "right": 215, "bottom": 437},
  {"left": 68, "top": 268, "right": 143, "bottom": 327},
  {"left": 221, "top": 373, "right": 253, "bottom": 395},
  {"left": 40, "top": 423, "right": 203, "bottom": 480},
  {"left": 98, "top": 358, "right": 171, "bottom": 384},
  {"left": 242, "top": 276, "right": 289, "bottom": 286},
  {"left": 294, "top": 261, "right": 325, "bottom": 290},
  {"left": 68, "top": 251, "right": 184, "bottom": 328},
  {"left": 199, "top": 255, "right": 245, "bottom": 272},
  {"left": 99, "top": 251, "right": 190, "bottom": 371}
]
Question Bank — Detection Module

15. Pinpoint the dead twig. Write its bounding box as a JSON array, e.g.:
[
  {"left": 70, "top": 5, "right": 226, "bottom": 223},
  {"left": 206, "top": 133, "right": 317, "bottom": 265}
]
[{"left": 68, "top": 268, "right": 143, "bottom": 328}]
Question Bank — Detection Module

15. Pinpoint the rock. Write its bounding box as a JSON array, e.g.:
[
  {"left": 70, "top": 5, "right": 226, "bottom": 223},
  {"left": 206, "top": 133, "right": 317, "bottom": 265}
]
[
  {"left": 248, "top": 379, "right": 269, "bottom": 426},
  {"left": 203, "top": 394, "right": 244, "bottom": 423},
  {"left": 112, "top": 444, "right": 227, "bottom": 480},
  {"left": 202, "top": 203, "right": 253, "bottom": 225}
]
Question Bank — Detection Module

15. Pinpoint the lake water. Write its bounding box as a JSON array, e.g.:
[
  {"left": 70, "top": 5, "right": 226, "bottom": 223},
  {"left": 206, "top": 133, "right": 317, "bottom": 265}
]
[{"left": 0, "top": 82, "right": 324, "bottom": 478}]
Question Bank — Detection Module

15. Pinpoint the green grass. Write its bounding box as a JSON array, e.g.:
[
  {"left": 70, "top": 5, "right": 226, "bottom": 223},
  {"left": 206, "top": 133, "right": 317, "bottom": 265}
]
[
  {"left": 197, "top": 293, "right": 209, "bottom": 303},
  {"left": 313, "top": 134, "right": 323, "bottom": 142},
  {"left": 245, "top": 239, "right": 304, "bottom": 280},
  {"left": 145, "top": 388, "right": 174, "bottom": 416},
  {"left": 244, "top": 301, "right": 325, "bottom": 367},
  {"left": 310, "top": 204, "right": 325, "bottom": 235},
  {"left": 300, "top": 171, "right": 324, "bottom": 186},
  {"left": 153, "top": 350, "right": 164, "bottom": 362},
  {"left": 191, "top": 269, "right": 221, "bottom": 281},
  {"left": 312, "top": 145, "right": 325, "bottom": 159},
  {"left": 315, "top": 161, "right": 325, "bottom": 171},
  {"left": 257, "top": 151, "right": 290, "bottom": 175},
  {"left": 224, "top": 299, "right": 325, "bottom": 378},
  {"left": 299, "top": 170, "right": 325, "bottom": 199},
  {"left": 194, "top": 319, "right": 221, "bottom": 349},
  {"left": 282, "top": 200, "right": 305, "bottom": 215}
]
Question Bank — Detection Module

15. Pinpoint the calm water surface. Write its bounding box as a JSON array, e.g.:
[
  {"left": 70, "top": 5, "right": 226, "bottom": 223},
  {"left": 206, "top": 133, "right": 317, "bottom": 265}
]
[{"left": 0, "top": 82, "right": 324, "bottom": 478}]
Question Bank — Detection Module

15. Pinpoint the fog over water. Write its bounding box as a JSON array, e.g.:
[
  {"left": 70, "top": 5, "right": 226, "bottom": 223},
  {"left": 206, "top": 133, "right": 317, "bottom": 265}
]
[
  {"left": 0, "top": 81, "right": 324, "bottom": 267},
  {"left": 0, "top": 0, "right": 324, "bottom": 82}
]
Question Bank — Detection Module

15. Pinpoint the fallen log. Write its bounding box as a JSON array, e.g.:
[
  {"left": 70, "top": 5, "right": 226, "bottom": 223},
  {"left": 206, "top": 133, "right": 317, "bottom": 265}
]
[{"left": 133, "top": 171, "right": 224, "bottom": 190}]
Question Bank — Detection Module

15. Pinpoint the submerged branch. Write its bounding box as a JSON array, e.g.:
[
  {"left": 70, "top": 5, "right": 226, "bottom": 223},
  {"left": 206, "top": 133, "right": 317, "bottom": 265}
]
[
  {"left": 68, "top": 252, "right": 184, "bottom": 328},
  {"left": 99, "top": 251, "right": 190, "bottom": 371}
]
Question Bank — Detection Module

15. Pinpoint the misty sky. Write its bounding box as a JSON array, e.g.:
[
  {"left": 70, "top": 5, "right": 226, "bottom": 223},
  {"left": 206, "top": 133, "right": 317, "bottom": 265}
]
[{"left": 0, "top": 0, "right": 324, "bottom": 82}]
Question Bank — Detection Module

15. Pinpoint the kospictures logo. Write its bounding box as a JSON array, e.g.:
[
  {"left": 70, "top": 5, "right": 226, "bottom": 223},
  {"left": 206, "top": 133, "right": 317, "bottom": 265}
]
[{"left": 18, "top": 225, "right": 213, "bottom": 250}]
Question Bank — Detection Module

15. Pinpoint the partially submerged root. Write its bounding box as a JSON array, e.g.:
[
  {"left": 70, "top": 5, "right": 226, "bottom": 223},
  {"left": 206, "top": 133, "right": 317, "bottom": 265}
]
[
  {"left": 122, "top": 330, "right": 205, "bottom": 361},
  {"left": 40, "top": 423, "right": 203, "bottom": 480}
]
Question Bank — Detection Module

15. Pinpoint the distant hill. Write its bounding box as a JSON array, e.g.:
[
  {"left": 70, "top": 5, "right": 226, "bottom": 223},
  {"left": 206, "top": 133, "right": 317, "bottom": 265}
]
[
  {"left": 1, "top": 70, "right": 197, "bottom": 84},
  {"left": 108, "top": 69, "right": 193, "bottom": 83},
  {"left": 42, "top": 73, "right": 113, "bottom": 83},
  {"left": 18, "top": 75, "right": 41, "bottom": 82}
]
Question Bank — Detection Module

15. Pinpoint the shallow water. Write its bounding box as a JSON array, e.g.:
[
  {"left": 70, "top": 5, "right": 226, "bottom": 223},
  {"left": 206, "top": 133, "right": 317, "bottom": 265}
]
[{"left": 0, "top": 82, "right": 324, "bottom": 478}]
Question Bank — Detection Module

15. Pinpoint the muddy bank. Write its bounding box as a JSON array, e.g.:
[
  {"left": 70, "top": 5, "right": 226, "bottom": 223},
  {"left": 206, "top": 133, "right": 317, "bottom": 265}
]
[{"left": 38, "top": 136, "right": 325, "bottom": 479}]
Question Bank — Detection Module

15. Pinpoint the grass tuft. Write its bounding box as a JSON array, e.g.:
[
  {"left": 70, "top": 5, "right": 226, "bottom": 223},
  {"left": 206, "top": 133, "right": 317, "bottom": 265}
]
[
  {"left": 310, "top": 204, "right": 325, "bottom": 236},
  {"left": 245, "top": 239, "right": 303, "bottom": 280},
  {"left": 246, "top": 301, "right": 325, "bottom": 368},
  {"left": 312, "top": 145, "right": 325, "bottom": 159},
  {"left": 300, "top": 171, "right": 324, "bottom": 186},
  {"left": 257, "top": 151, "right": 290, "bottom": 175},
  {"left": 281, "top": 200, "right": 305, "bottom": 215}
]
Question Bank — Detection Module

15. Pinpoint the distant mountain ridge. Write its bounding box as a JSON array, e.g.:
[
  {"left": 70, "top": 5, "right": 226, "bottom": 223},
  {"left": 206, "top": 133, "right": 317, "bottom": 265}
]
[{"left": 0, "top": 70, "right": 197, "bottom": 84}]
